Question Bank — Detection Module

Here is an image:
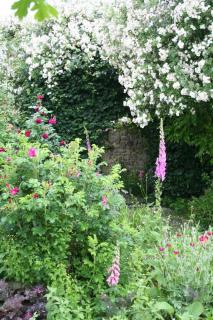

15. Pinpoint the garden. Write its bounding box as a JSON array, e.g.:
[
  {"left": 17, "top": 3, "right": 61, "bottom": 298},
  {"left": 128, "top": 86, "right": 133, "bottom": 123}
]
[{"left": 0, "top": 0, "right": 212, "bottom": 319}]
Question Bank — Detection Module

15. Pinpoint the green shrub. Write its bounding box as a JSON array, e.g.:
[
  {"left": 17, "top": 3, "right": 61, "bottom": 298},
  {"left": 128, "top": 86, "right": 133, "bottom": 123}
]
[
  {"left": 0, "top": 135, "right": 125, "bottom": 283},
  {"left": 46, "top": 264, "right": 93, "bottom": 320},
  {"left": 190, "top": 184, "right": 213, "bottom": 230}
]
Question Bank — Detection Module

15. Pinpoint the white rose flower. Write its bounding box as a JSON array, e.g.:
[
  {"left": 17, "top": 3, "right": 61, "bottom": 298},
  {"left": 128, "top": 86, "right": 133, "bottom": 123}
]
[
  {"left": 196, "top": 91, "right": 209, "bottom": 102},
  {"left": 178, "top": 40, "right": 184, "bottom": 49},
  {"left": 173, "top": 82, "right": 181, "bottom": 89}
]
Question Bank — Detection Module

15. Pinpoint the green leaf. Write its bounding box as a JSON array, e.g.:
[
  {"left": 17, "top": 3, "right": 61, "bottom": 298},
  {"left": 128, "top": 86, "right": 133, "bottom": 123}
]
[
  {"left": 32, "top": 0, "right": 58, "bottom": 21},
  {"left": 154, "top": 301, "right": 174, "bottom": 315},
  {"left": 11, "top": 0, "right": 58, "bottom": 21},
  {"left": 11, "top": 0, "right": 32, "bottom": 18},
  {"left": 186, "top": 301, "right": 204, "bottom": 319}
]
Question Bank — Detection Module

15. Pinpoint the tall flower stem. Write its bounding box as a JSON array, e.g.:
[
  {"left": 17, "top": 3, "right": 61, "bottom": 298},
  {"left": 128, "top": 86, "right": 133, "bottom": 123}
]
[{"left": 155, "top": 119, "right": 166, "bottom": 210}]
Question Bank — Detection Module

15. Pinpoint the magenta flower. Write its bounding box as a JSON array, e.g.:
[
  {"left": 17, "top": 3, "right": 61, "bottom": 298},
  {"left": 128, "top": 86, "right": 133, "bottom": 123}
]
[
  {"left": 49, "top": 117, "right": 56, "bottom": 125},
  {"left": 155, "top": 119, "right": 166, "bottom": 181},
  {"left": 159, "top": 247, "right": 164, "bottom": 252},
  {"left": 37, "top": 95, "right": 44, "bottom": 100},
  {"left": 0, "top": 147, "right": 6, "bottom": 152},
  {"left": 10, "top": 187, "right": 19, "bottom": 196},
  {"left": 107, "top": 246, "right": 120, "bottom": 287},
  {"left": 28, "top": 148, "right": 37, "bottom": 158},
  {"left": 35, "top": 118, "right": 43, "bottom": 124},
  {"left": 25, "top": 130, "right": 31, "bottom": 137}
]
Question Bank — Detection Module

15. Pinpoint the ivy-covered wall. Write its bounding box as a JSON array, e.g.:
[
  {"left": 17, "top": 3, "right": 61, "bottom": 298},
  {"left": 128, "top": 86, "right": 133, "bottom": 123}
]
[{"left": 14, "top": 56, "right": 128, "bottom": 144}]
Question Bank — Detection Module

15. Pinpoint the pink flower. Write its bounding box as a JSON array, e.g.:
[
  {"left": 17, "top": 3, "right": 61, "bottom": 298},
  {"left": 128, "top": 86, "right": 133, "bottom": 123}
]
[
  {"left": 37, "top": 95, "right": 44, "bottom": 100},
  {"left": 190, "top": 242, "right": 195, "bottom": 247},
  {"left": 0, "top": 147, "right": 6, "bottom": 152},
  {"left": 60, "top": 140, "right": 65, "bottom": 146},
  {"left": 173, "top": 250, "right": 179, "bottom": 255},
  {"left": 35, "top": 118, "right": 43, "bottom": 124},
  {"left": 107, "top": 246, "right": 120, "bottom": 287},
  {"left": 155, "top": 119, "right": 166, "bottom": 181},
  {"left": 207, "top": 231, "right": 213, "bottom": 236},
  {"left": 6, "top": 183, "right": 10, "bottom": 188},
  {"left": 28, "top": 148, "right": 37, "bottom": 158},
  {"left": 25, "top": 130, "right": 31, "bottom": 137},
  {"left": 42, "top": 133, "right": 49, "bottom": 139},
  {"left": 166, "top": 243, "right": 172, "bottom": 248},
  {"left": 10, "top": 187, "right": 19, "bottom": 196},
  {"left": 199, "top": 235, "right": 208, "bottom": 244},
  {"left": 159, "top": 247, "right": 164, "bottom": 252},
  {"left": 102, "top": 195, "right": 108, "bottom": 207},
  {"left": 49, "top": 117, "right": 56, "bottom": 125}
]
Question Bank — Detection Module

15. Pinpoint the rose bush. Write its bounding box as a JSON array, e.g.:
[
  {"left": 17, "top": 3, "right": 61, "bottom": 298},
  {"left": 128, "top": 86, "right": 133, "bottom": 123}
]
[{"left": 0, "top": 132, "right": 125, "bottom": 283}]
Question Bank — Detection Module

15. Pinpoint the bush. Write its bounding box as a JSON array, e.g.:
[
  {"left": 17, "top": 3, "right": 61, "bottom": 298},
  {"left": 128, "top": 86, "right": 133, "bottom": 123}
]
[
  {"left": 0, "top": 134, "right": 125, "bottom": 283},
  {"left": 190, "top": 184, "right": 213, "bottom": 230}
]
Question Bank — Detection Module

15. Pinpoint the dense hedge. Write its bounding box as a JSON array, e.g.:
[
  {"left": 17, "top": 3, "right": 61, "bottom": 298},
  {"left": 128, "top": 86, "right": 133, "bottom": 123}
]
[{"left": 14, "top": 56, "right": 127, "bottom": 144}]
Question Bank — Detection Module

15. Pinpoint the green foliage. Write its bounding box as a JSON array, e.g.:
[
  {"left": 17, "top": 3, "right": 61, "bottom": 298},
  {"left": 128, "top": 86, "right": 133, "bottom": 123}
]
[
  {"left": 12, "top": 0, "right": 58, "bottom": 21},
  {"left": 163, "top": 141, "right": 212, "bottom": 200},
  {"left": 190, "top": 184, "right": 213, "bottom": 230},
  {"left": 13, "top": 54, "right": 127, "bottom": 145},
  {"left": 0, "top": 135, "right": 125, "bottom": 283},
  {"left": 46, "top": 265, "right": 93, "bottom": 320},
  {"left": 137, "top": 224, "right": 213, "bottom": 316},
  {"left": 24, "top": 97, "right": 62, "bottom": 150},
  {"left": 166, "top": 108, "right": 213, "bottom": 159}
]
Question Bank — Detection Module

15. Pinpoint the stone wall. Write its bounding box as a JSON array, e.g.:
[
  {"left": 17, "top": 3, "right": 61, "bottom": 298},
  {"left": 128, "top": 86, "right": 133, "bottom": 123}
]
[{"left": 103, "top": 127, "right": 149, "bottom": 173}]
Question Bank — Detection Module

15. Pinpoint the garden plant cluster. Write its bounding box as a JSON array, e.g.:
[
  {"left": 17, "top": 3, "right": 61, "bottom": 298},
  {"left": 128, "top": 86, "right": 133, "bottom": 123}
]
[
  {"left": 0, "top": 96, "right": 212, "bottom": 319},
  {"left": 0, "top": 0, "right": 212, "bottom": 319}
]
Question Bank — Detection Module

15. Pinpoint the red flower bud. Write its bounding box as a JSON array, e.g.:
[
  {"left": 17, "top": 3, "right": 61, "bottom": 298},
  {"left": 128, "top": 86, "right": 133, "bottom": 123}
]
[
  {"left": 32, "top": 193, "right": 39, "bottom": 199},
  {"left": 25, "top": 130, "right": 31, "bottom": 137},
  {"left": 173, "top": 250, "right": 179, "bottom": 255},
  {"left": 60, "top": 140, "right": 65, "bottom": 146}
]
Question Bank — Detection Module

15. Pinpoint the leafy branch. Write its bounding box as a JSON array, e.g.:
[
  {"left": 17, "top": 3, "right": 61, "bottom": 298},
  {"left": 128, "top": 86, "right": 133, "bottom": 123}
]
[{"left": 11, "top": 0, "right": 58, "bottom": 21}]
